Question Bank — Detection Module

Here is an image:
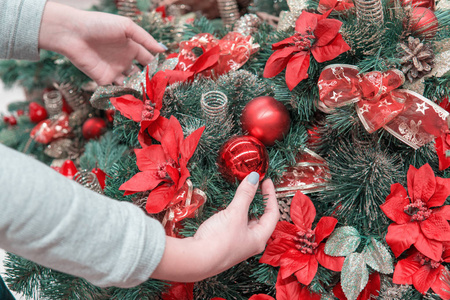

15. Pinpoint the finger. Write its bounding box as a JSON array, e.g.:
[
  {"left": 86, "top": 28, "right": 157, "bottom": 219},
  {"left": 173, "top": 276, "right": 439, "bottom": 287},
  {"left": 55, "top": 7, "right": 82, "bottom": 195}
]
[
  {"left": 114, "top": 75, "right": 126, "bottom": 86},
  {"left": 135, "top": 45, "right": 155, "bottom": 67},
  {"left": 226, "top": 172, "right": 260, "bottom": 216},
  {"left": 250, "top": 179, "right": 279, "bottom": 241},
  {"left": 125, "top": 20, "right": 167, "bottom": 53},
  {"left": 122, "top": 64, "right": 139, "bottom": 76}
]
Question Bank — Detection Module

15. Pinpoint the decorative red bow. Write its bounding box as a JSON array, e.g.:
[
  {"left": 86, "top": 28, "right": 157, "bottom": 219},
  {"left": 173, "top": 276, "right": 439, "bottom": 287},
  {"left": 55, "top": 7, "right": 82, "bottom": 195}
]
[
  {"left": 167, "top": 32, "right": 258, "bottom": 84},
  {"left": 318, "top": 64, "right": 449, "bottom": 149},
  {"left": 161, "top": 179, "right": 207, "bottom": 237}
]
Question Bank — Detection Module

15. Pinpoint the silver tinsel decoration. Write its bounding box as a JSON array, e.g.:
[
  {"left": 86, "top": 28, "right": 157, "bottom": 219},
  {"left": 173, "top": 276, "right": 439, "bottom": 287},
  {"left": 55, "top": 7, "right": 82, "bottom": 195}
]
[
  {"left": 354, "top": 0, "right": 384, "bottom": 25},
  {"left": 73, "top": 170, "right": 103, "bottom": 194},
  {"left": 200, "top": 91, "right": 229, "bottom": 124},
  {"left": 43, "top": 90, "right": 63, "bottom": 117},
  {"left": 116, "top": 0, "right": 141, "bottom": 22},
  {"left": 233, "top": 14, "right": 261, "bottom": 36},
  {"left": 217, "top": 0, "right": 240, "bottom": 29},
  {"left": 54, "top": 82, "right": 91, "bottom": 127}
]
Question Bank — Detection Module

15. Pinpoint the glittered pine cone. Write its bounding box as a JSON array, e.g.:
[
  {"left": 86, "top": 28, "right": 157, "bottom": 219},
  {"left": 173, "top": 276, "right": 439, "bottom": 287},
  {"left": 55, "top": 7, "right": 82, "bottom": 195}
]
[{"left": 399, "top": 36, "right": 435, "bottom": 82}]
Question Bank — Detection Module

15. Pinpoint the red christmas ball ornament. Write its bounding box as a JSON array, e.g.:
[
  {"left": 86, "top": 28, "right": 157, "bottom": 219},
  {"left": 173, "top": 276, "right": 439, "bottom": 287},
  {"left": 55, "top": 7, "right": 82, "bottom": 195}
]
[
  {"left": 8, "top": 116, "right": 17, "bottom": 126},
  {"left": 3, "top": 116, "right": 10, "bottom": 124},
  {"left": 217, "top": 136, "right": 269, "bottom": 183},
  {"left": 240, "top": 96, "right": 291, "bottom": 146},
  {"left": 16, "top": 109, "right": 24, "bottom": 116},
  {"left": 401, "top": 0, "right": 435, "bottom": 10},
  {"left": 410, "top": 7, "right": 438, "bottom": 39},
  {"left": 60, "top": 160, "right": 78, "bottom": 179},
  {"left": 105, "top": 109, "right": 115, "bottom": 123},
  {"left": 29, "top": 102, "right": 48, "bottom": 123},
  {"left": 82, "top": 117, "right": 107, "bottom": 140}
]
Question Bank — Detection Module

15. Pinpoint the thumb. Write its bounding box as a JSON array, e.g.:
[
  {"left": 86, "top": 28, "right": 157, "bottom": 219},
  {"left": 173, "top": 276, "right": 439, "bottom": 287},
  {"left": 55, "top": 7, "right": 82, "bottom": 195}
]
[{"left": 226, "top": 172, "right": 260, "bottom": 216}]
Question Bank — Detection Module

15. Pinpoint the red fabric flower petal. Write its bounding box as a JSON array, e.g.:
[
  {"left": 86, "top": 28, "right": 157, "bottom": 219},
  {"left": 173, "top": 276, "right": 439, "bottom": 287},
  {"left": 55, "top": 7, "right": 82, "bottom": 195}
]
[
  {"left": 314, "top": 19, "right": 343, "bottom": 47},
  {"left": 385, "top": 222, "right": 419, "bottom": 257},
  {"left": 272, "top": 221, "right": 300, "bottom": 240},
  {"left": 263, "top": 47, "right": 299, "bottom": 78},
  {"left": 412, "top": 264, "right": 441, "bottom": 294},
  {"left": 428, "top": 176, "right": 450, "bottom": 207},
  {"left": 180, "top": 126, "right": 205, "bottom": 162},
  {"left": 420, "top": 214, "right": 450, "bottom": 242},
  {"left": 431, "top": 267, "right": 450, "bottom": 300},
  {"left": 393, "top": 253, "right": 421, "bottom": 285},
  {"left": 275, "top": 273, "right": 302, "bottom": 300},
  {"left": 119, "top": 171, "right": 165, "bottom": 194},
  {"left": 146, "top": 115, "right": 169, "bottom": 143},
  {"left": 435, "top": 134, "right": 450, "bottom": 171},
  {"left": 279, "top": 249, "right": 311, "bottom": 279},
  {"left": 260, "top": 237, "right": 296, "bottom": 266},
  {"left": 146, "top": 71, "right": 169, "bottom": 110},
  {"left": 110, "top": 95, "right": 143, "bottom": 122},
  {"left": 190, "top": 44, "right": 221, "bottom": 74},
  {"left": 161, "top": 116, "right": 184, "bottom": 162},
  {"left": 314, "top": 216, "right": 338, "bottom": 244},
  {"left": 290, "top": 191, "right": 316, "bottom": 230},
  {"left": 415, "top": 231, "right": 443, "bottom": 262},
  {"left": 436, "top": 206, "right": 450, "bottom": 221},
  {"left": 135, "top": 145, "right": 167, "bottom": 171},
  {"left": 249, "top": 295, "right": 274, "bottom": 300},
  {"left": 299, "top": 285, "right": 321, "bottom": 300},
  {"left": 146, "top": 184, "right": 177, "bottom": 213},
  {"left": 293, "top": 254, "right": 318, "bottom": 285},
  {"left": 315, "top": 243, "right": 344, "bottom": 271},
  {"left": 332, "top": 283, "right": 346, "bottom": 300},
  {"left": 272, "top": 36, "right": 296, "bottom": 50},
  {"left": 295, "top": 11, "right": 319, "bottom": 35},
  {"left": 165, "top": 164, "right": 180, "bottom": 186},
  {"left": 285, "top": 51, "right": 310, "bottom": 91},
  {"left": 140, "top": 110, "right": 161, "bottom": 132},
  {"left": 409, "top": 164, "right": 436, "bottom": 204},
  {"left": 380, "top": 183, "right": 411, "bottom": 224},
  {"left": 311, "top": 33, "right": 350, "bottom": 63}
]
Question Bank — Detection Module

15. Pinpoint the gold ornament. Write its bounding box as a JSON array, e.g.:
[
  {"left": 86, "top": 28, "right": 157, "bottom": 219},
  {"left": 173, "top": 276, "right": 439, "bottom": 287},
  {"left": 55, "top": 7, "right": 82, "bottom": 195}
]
[
  {"left": 233, "top": 14, "right": 261, "bottom": 36},
  {"left": 354, "top": 0, "right": 384, "bottom": 25},
  {"left": 277, "top": 0, "right": 308, "bottom": 31},
  {"left": 399, "top": 36, "right": 435, "bottom": 83},
  {"left": 54, "top": 82, "right": 91, "bottom": 127}
]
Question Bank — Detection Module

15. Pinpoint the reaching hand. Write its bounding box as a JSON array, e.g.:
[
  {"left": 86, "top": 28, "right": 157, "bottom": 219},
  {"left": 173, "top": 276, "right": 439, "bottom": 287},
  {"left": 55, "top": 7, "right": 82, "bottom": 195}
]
[
  {"left": 38, "top": 2, "right": 166, "bottom": 85},
  {"left": 151, "top": 172, "right": 280, "bottom": 282}
]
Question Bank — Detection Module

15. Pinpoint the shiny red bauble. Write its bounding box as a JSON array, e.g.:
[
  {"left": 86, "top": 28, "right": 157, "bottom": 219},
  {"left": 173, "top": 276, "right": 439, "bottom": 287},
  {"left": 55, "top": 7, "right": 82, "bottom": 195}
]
[
  {"left": 217, "top": 135, "right": 269, "bottom": 183},
  {"left": 60, "top": 160, "right": 78, "bottom": 179},
  {"left": 29, "top": 102, "right": 48, "bottom": 123},
  {"left": 240, "top": 96, "right": 291, "bottom": 146},
  {"left": 82, "top": 117, "right": 107, "bottom": 140},
  {"left": 401, "top": 0, "right": 435, "bottom": 10},
  {"left": 410, "top": 7, "right": 438, "bottom": 38}
]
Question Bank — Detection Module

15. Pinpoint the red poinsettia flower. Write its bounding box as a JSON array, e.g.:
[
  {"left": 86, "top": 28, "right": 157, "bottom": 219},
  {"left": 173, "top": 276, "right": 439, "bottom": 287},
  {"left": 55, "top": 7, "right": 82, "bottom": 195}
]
[
  {"left": 110, "top": 70, "right": 169, "bottom": 147},
  {"left": 263, "top": 10, "right": 350, "bottom": 91},
  {"left": 260, "top": 191, "right": 345, "bottom": 285},
  {"left": 393, "top": 246, "right": 450, "bottom": 299},
  {"left": 161, "top": 282, "right": 194, "bottom": 300},
  {"left": 318, "top": 0, "right": 354, "bottom": 14},
  {"left": 435, "top": 132, "right": 450, "bottom": 170},
  {"left": 380, "top": 164, "right": 450, "bottom": 261},
  {"left": 333, "top": 272, "right": 380, "bottom": 300},
  {"left": 119, "top": 116, "right": 205, "bottom": 213}
]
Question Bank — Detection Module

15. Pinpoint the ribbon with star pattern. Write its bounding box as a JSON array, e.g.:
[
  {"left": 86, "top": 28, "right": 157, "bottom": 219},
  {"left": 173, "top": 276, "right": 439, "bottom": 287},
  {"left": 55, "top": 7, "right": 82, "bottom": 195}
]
[{"left": 318, "top": 64, "right": 449, "bottom": 149}]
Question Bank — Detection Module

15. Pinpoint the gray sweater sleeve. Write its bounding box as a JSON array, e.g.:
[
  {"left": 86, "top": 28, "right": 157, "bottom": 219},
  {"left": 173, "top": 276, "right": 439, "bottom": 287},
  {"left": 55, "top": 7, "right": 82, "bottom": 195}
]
[
  {"left": 0, "top": 143, "right": 166, "bottom": 288},
  {"left": 0, "top": 0, "right": 47, "bottom": 60}
]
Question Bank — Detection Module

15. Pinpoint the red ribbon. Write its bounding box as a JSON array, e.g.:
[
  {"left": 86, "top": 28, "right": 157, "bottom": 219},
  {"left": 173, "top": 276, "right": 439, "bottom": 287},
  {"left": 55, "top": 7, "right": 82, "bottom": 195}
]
[
  {"left": 318, "top": 64, "right": 449, "bottom": 149},
  {"left": 162, "top": 179, "right": 207, "bottom": 237}
]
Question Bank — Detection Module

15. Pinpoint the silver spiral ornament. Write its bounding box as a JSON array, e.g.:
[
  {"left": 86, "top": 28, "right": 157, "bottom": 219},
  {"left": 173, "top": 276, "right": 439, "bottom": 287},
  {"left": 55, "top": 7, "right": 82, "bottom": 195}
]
[
  {"left": 73, "top": 170, "right": 103, "bottom": 194},
  {"left": 43, "top": 90, "right": 63, "bottom": 117}
]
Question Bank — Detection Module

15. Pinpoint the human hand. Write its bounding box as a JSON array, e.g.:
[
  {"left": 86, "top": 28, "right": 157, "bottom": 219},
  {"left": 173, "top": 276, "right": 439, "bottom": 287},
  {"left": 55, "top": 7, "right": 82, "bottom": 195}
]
[
  {"left": 151, "top": 172, "right": 280, "bottom": 282},
  {"left": 38, "top": 2, "right": 166, "bottom": 85}
]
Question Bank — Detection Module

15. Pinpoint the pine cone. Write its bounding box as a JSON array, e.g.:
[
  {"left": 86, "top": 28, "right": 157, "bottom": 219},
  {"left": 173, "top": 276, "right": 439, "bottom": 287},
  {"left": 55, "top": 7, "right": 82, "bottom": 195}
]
[
  {"left": 278, "top": 197, "right": 292, "bottom": 222},
  {"left": 399, "top": 36, "right": 434, "bottom": 82}
]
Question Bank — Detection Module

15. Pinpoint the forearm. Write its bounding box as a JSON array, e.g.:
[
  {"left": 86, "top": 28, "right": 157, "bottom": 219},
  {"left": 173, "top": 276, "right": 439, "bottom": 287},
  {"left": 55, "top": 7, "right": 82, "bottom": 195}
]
[
  {"left": 0, "top": 0, "right": 47, "bottom": 60},
  {"left": 0, "top": 144, "right": 166, "bottom": 288}
]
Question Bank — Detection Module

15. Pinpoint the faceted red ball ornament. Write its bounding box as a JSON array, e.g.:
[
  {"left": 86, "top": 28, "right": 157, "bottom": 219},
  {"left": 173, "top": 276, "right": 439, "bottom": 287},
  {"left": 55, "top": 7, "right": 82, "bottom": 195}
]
[
  {"left": 82, "top": 117, "right": 107, "bottom": 140},
  {"left": 410, "top": 7, "right": 438, "bottom": 39},
  {"left": 240, "top": 96, "right": 291, "bottom": 146},
  {"left": 217, "top": 135, "right": 269, "bottom": 183},
  {"left": 29, "top": 102, "right": 48, "bottom": 123}
]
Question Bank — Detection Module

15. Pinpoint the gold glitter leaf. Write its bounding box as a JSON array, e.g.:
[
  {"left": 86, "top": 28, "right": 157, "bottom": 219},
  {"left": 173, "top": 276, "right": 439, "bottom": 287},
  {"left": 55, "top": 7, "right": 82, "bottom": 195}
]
[
  {"left": 341, "top": 253, "right": 369, "bottom": 300},
  {"left": 362, "top": 238, "right": 393, "bottom": 275},
  {"left": 325, "top": 226, "right": 361, "bottom": 257}
]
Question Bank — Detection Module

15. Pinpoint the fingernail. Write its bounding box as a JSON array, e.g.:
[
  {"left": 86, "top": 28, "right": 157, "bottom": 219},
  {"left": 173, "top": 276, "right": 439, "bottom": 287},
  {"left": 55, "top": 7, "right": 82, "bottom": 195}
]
[
  {"left": 247, "top": 172, "right": 260, "bottom": 185},
  {"left": 158, "top": 42, "right": 168, "bottom": 51}
]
